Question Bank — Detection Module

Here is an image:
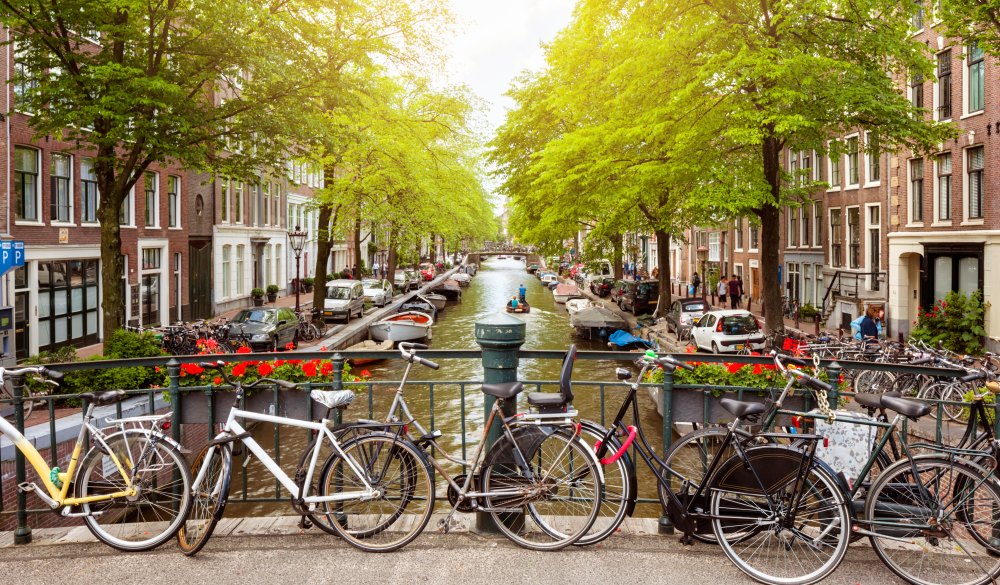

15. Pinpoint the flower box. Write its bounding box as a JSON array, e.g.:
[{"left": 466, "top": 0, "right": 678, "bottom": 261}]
[
  {"left": 178, "top": 387, "right": 322, "bottom": 424},
  {"left": 646, "top": 384, "right": 809, "bottom": 426}
]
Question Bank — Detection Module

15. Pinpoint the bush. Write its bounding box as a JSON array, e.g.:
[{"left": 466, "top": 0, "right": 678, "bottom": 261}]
[
  {"left": 910, "top": 290, "right": 987, "bottom": 355},
  {"left": 798, "top": 303, "right": 819, "bottom": 319},
  {"left": 266, "top": 284, "right": 280, "bottom": 294},
  {"left": 302, "top": 277, "right": 314, "bottom": 286},
  {"left": 251, "top": 287, "right": 265, "bottom": 297}
]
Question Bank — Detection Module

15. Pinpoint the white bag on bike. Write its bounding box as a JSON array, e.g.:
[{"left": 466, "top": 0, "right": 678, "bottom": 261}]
[{"left": 810, "top": 409, "right": 875, "bottom": 488}]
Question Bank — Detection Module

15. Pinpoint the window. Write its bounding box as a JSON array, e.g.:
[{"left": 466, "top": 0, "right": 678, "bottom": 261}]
[
  {"left": 236, "top": 245, "right": 245, "bottom": 295},
  {"left": 708, "top": 232, "right": 720, "bottom": 262},
  {"left": 13, "top": 43, "right": 37, "bottom": 111},
  {"left": 968, "top": 43, "right": 985, "bottom": 113},
  {"left": 848, "top": 207, "right": 861, "bottom": 269},
  {"left": 910, "top": 158, "right": 924, "bottom": 223},
  {"left": 846, "top": 136, "right": 859, "bottom": 186},
  {"left": 144, "top": 172, "right": 158, "bottom": 227},
  {"left": 262, "top": 182, "right": 271, "bottom": 226},
  {"left": 938, "top": 50, "right": 952, "bottom": 120},
  {"left": 120, "top": 186, "right": 134, "bottom": 226},
  {"left": 222, "top": 245, "right": 232, "bottom": 298},
  {"left": 787, "top": 262, "right": 801, "bottom": 302},
  {"left": 36, "top": 259, "right": 100, "bottom": 351},
  {"left": 275, "top": 243, "right": 283, "bottom": 288},
  {"left": 140, "top": 249, "right": 162, "bottom": 326},
  {"left": 828, "top": 151, "right": 840, "bottom": 187},
  {"left": 936, "top": 153, "right": 952, "bottom": 221},
  {"left": 804, "top": 264, "right": 813, "bottom": 308},
  {"left": 264, "top": 245, "right": 272, "bottom": 284},
  {"left": 221, "top": 179, "right": 230, "bottom": 223},
  {"left": 801, "top": 206, "right": 810, "bottom": 246},
  {"left": 868, "top": 206, "right": 881, "bottom": 291},
  {"left": 865, "top": 132, "right": 880, "bottom": 184},
  {"left": 813, "top": 202, "right": 822, "bottom": 248},
  {"left": 80, "top": 158, "right": 98, "bottom": 223},
  {"left": 273, "top": 181, "right": 281, "bottom": 227},
  {"left": 734, "top": 221, "right": 744, "bottom": 251},
  {"left": 801, "top": 151, "right": 813, "bottom": 183},
  {"left": 910, "top": 70, "right": 924, "bottom": 109},
  {"left": 968, "top": 146, "right": 985, "bottom": 219},
  {"left": 787, "top": 207, "right": 798, "bottom": 247},
  {"left": 234, "top": 181, "right": 243, "bottom": 224},
  {"left": 51, "top": 153, "right": 72, "bottom": 223},
  {"left": 912, "top": 0, "right": 924, "bottom": 29},
  {"left": 168, "top": 175, "right": 180, "bottom": 228},
  {"left": 14, "top": 147, "right": 40, "bottom": 221},
  {"left": 830, "top": 209, "right": 842, "bottom": 267}
]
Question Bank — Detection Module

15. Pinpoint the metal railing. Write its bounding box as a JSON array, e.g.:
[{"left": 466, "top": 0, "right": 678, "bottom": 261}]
[{"left": 0, "top": 349, "right": 978, "bottom": 544}]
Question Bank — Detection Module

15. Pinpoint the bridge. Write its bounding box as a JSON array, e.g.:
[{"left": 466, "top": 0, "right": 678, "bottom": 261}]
[{"left": 465, "top": 250, "right": 542, "bottom": 267}]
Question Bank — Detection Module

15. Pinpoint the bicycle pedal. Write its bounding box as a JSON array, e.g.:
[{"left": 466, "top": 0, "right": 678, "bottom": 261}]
[{"left": 298, "top": 516, "right": 313, "bottom": 530}]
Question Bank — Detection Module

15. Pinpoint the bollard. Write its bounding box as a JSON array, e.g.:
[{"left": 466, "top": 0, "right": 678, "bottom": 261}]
[
  {"left": 12, "top": 377, "right": 31, "bottom": 545},
  {"left": 826, "top": 360, "right": 842, "bottom": 412},
  {"left": 331, "top": 354, "right": 345, "bottom": 426},
  {"left": 659, "top": 365, "right": 676, "bottom": 535},
  {"left": 815, "top": 314, "right": 820, "bottom": 336},
  {"left": 474, "top": 312, "right": 526, "bottom": 533}
]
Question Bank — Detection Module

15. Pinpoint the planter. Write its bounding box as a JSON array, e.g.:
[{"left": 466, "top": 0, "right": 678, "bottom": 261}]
[
  {"left": 252, "top": 296, "right": 265, "bottom": 307},
  {"left": 178, "top": 387, "right": 322, "bottom": 424},
  {"left": 303, "top": 284, "right": 313, "bottom": 293},
  {"left": 266, "top": 292, "right": 278, "bottom": 303},
  {"left": 646, "top": 385, "right": 809, "bottom": 426}
]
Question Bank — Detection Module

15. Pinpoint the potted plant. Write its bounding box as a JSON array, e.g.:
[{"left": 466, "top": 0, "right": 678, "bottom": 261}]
[
  {"left": 250, "top": 287, "right": 265, "bottom": 307},
  {"left": 798, "top": 303, "right": 819, "bottom": 320},
  {"left": 266, "top": 284, "right": 280, "bottom": 303},
  {"left": 302, "top": 277, "right": 314, "bottom": 293}
]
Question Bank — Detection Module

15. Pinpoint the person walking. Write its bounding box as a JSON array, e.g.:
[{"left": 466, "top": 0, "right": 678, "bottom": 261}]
[
  {"left": 691, "top": 271, "right": 701, "bottom": 296},
  {"left": 717, "top": 275, "right": 728, "bottom": 307},
  {"left": 728, "top": 275, "right": 741, "bottom": 309},
  {"left": 736, "top": 275, "right": 744, "bottom": 308},
  {"left": 859, "top": 305, "right": 881, "bottom": 340}
]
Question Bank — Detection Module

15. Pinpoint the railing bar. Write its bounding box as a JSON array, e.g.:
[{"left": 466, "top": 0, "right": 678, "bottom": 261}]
[
  {"left": 429, "top": 383, "right": 435, "bottom": 433},
  {"left": 460, "top": 382, "right": 467, "bottom": 470},
  {"left": 599, "top": 383, "right": 606, "bottom": 427},
  {"left": 273, "top": 383, "right": 281, "bottom": 498},
  {"left": 47, "top": 399, "right": 57, "bottom": 468}
]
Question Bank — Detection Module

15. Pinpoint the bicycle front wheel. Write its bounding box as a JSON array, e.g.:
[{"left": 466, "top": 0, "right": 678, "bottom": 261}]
[
  {"left": 572, "top": 421, "right": 634, "bottom": 546},
  {"left": 711, "top": 460, "right": 850, "bottom": 585},
  {"left": 483, "top": 428, "right": 601, "bottom": 551},
  {"left": 865, "top": 455, "right": 1000, "bottom": 585},
  {"left": 316, "top": 433, "right": 434, "bottom": 552},
  {"left": 176, "top": 443, "right": 232, "bottom": 556},
  {"left": 75, "top": 431, "right": 192, "bottom": 552}
]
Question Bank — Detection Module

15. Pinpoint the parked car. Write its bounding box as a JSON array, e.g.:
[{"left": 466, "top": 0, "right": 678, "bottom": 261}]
[
  {"left": 392, "top": 271, "right": 412, "bottom": 293},
  {"left": 689, "top": 309, "right": 765, "bottom": 353},
  {"left": 228, "top": 307, "right": 298, "bottom": 351},
  {"left": 608, "top": 280, "right": 629, "bottom": 304},
  {"left": 361, "top": 278, "right": 393, "bottom": 307},
  {"left": 664, "top": 297, "right": 707, "bottom": 334},
  {"left": 404, "top": 270, "right": 421, "bottom": 290},
  {"left": 589, "top": 276, "right": 616, "bottom": 297},
  {"left": 619, "top": 279, "right": 660, "bottom": 314},
  {"left": 419, "top": 263, "right": 436, "bottom": 281},
  {"left": 323, "top": 279, "right": 365, "bottom": 323}
]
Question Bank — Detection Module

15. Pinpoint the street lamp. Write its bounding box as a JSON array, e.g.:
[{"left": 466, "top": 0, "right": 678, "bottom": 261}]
[{"left": 288, "top": 225, "right": 308, "bottom": 313}]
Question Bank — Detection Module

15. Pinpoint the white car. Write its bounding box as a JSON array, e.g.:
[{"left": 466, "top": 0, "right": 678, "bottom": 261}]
[
  {"left": 361, "top": 278, "right": 393, "bottom": 307},
  {"left": 690, "top": 309, "right": 766, "bottom": 353}
]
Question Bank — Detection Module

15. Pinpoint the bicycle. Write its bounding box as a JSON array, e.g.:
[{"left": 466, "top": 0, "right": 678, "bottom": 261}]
[
  {"left": 1, "top": 365, "right": 192, "bottom": 551},
  {"left": 296, "top": 310, "right": 321, "bottom": 342},
  {"left": 177, "top": 361, "right": 435, "bottom": 555},
  {"left": 305, "top": 342, "right": 605, "bottom": 551}
]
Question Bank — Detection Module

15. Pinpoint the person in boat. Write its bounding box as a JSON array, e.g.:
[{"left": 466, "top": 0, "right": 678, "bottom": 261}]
[
  {"left": 510, "top": 296, "right": 519, "bottom": 310},
  {"left": 518, "top": 283, "right": 526, "bottom": 303}
]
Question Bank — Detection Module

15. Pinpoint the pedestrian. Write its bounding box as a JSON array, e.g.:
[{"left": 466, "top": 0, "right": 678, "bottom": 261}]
[
  {"left": 691, "top": 271, "right": 701, "bottom": 296},
  {"left": 717, "top": 275, "right": 728, "bottom": 307},
  {"left": 736, "top": 276, "right": 744, "bottom": 308},
  {"left": 728, "top": 274, "right": 741, "bottom": 310},
  {"left": 859, "top": 305, "right": 881, "bottom": 340},
  {"left": 343, "top": 266, "right": 352, "bottom": 279},
  {"left": 518, "top": 283, "right": 526, "bottom": 302},
  {"left": 652, "top": 266, "right": 659, "bottom": 279}
]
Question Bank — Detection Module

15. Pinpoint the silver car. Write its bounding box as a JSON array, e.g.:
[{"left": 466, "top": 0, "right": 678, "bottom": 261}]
[
  {"left": 361, "top": 278, "right": 393, "bottom": 307},
  {"left": 323, "top": 279, "right": 365, "bottom": 323}
]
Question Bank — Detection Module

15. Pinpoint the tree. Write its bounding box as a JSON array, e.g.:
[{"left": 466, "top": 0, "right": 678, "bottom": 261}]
[{"left": 3, "top": 0, "right": 447, "bottom": 339}]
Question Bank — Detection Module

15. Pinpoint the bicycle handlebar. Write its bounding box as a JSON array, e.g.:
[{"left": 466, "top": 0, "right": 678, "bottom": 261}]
[
  {"left": 397, "top": 343, "right": 438, "bottom": 369},
  {"left": 961, "top": 370, "right": 986, "bottom": 383},
  {"left": 0, "top": 365, "right": 63, "bottom": 383}
]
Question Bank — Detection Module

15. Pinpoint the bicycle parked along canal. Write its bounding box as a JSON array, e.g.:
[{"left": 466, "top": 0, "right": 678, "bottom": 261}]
[{"left": 1, "top": 366, "right": 192, "bottom": 551}]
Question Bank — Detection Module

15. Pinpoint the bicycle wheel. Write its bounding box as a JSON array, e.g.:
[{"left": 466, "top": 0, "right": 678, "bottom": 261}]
[
  {"left": 176, "top": 443, "right": 232, "bottom": 556},
  {"left": 572, "top": 421, "right": 634, "bottom": 546},
  {"left": 316, "top": 433, "right": 434, "bottom": 552},
  {"left": 711, "top": 457, "right": 850, "bottom": 585},
  {"left": 854, "top": 369, "right": 895, "bottom": 394},
  {"left": 865, "top": 455, "right": 1000, "bottom": 585},
  {"left": 482, "top": 428, "right": 601, "bottom": 551},
  {"left": 939, "top": 381, "right": 969, "bottom": 422},
  {"left": 74, "top": 431, "right": 192, "bottom": 552}
]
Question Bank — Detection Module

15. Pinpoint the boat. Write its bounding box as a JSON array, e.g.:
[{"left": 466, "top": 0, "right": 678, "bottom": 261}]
[
  {"left": 420, "top": 293, "right": 447, "bottom": 311},
  {"left": 505, "top": 299, "right": 530, "bottom": 313},
  {"left": 399, "top": 297, "right": 437, "bottom": 319},
  {"left": 497, "top": 255, "right": 507, "bottom": 259},
  {"left": 547, "top": 281, "right": 559, "bottom": 290},
  {"left": 369, "top": 311, "right": 434, "bottom": 342},
  {"left": 526, "top": 264, "right": 539, "bottom": 274},
  {"left": 452, "top": 273, "right": 472, "bottom": 286},
  {"left": 553, "top": 283, "right": 583, "bottom": 304},
  {"left": 343, "top": 339, "right": 395, "bottom": 365},
  {"left": 565, "top": 298, "right": 593, "bottom": 317},
  {"left": 432, "top": 279, "right": 462, "bottom": 300},
  {"left": 607, "top": 329, "right": 656, "bottom": 351},
  {"left": 540, "top": 272, "right": 558, "bottom": 284},
  {"left": 570, "top": 306, "right": 629, "bottom": 340}
]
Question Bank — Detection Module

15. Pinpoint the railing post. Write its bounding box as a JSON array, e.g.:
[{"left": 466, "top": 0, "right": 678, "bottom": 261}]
[
  {"left": 166, "top": 359, "right": 182, "bottom": 445},
  {"left": 659, "top": 366, "right": 676, "bottom": 535},
  {"left": 331, "top": 354, "right": 345, "bottom": 426},
  {"left": 826, "top": 360, "right": 842, "bottom": 411},
  {"left": 12, "top": 377, "right": 31, "bottom": 545},
  {"left": 474, "top": 312, "right": 526, "bottom": 534}
]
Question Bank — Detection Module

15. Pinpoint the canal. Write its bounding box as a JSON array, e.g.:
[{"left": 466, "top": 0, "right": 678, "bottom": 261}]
[{"left": 239, "top": 257, "right": 668, "bottom": 516}]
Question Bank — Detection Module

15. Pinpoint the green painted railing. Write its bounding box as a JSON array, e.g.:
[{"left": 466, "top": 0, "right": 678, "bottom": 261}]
[{"left": 0, "top": 348, "right": 982, "bottom": 544}]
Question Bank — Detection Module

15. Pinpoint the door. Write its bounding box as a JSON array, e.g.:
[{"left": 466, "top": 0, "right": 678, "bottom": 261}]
[
  {"left": 188, "top": 241, "right": 212, "bottom": 320},
  {"left": 750, "top": 268, "right": 759, "bottom": 304}
]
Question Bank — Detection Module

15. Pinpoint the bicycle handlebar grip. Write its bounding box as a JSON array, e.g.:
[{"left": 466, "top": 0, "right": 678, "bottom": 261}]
[
  {"left": 416, "top": 356, "right": 439, "bottom": 370},
  {"left": 39, "top": 366, "right": 63, "bottom": 381},
  {"left": 910, "top": 353, "right": 934, "bottom": 365},
  {"left": 960, "top": 371, "right": 986, "bottom": 383},
  {"left": 657, "top": 357, "right": 693, "bottom": 371},
  {"left": 199, "top": 360, "right": 225, "bottom": 369},
  {"left": 401, "top": 342, "right": 428, "bottom": 350},
  {"left": 807, "top": 376, "right": 833, "bottom": 393}
]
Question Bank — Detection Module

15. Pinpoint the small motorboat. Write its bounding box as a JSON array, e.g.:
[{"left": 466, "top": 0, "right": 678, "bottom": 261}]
[
  {"left": 607, "top": 329, "right": 656, "bottom": 351},
  {"left": 553, "top": 283, "right": 583, "bottom": 304},
  {"left": 547, "top": 281, "right": 559, "bottom": 290},
  {"left": 369, "top": 311, "right": 434, "bottom": 342},
  {"left": 540, "top": 272, "right": 558, "bottom": 284},
  {"left": 433, "top": 279, "right": 462, "bottom": 300},
  {"left": 526, "top": 264, "right": 538, "bottom": 274},
  {"left": 420, "top": 293, "right": 447, "bottom": 311},
  {"left": 343, "top": 339, "right": 395, "bottom": 365},
  {"left": 497, "top": 255, "right": 507, "bottom": 259},
  {"left": 505, "top": 299, "right": 530, "bottom": 314},
  {"left": 399, "top": 297, "right": 437, "bottom": 319},
  {"left": 565, "top": 298, "right": 593, "bottom": 317},
  {"left": 452, "top": 273, "right": 472, "bottom": 287},
  {"left": 571, "top": 306, "right": 629, "bottom": 340}
]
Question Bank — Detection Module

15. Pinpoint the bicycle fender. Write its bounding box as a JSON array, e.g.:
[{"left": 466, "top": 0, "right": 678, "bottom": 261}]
[
  {"left": 101, "top": 428, "right": 187, "bottom": 455},
  {"left": 705, "top": 444, "right": 809, "bottom": 496},
  {"left": 483, "top": 425, "right": 605, "bottom": 485}
]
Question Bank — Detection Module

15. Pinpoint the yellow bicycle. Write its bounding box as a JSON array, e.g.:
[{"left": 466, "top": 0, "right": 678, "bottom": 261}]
[{"left": 1, "top": 366, "right": 191, "bottom": 551}]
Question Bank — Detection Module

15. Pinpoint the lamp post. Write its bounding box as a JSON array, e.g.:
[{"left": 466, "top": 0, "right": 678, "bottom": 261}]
[{"left": 288, "top": 225, "right": 308, "bottom": 313}]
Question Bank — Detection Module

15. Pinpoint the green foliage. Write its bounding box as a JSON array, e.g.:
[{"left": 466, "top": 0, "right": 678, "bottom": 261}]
[
  {"left": 910, "top": 290, "right": 987, "bottom": 355},
  {"left": 961, "top": 389, "right": 995, "bottom": 426},
  {"left": 251, "top": 287, "right": 265, "bottom": 298},
  {"left": 266, "top": 284, "right": 280, "bottom": 294},
  {"left": 302, "top": 277, "right": 314, "bottom": 286},
  {"left": 103, "top": 329, "right": 164, "bottom": 359},
  {"left": 643, "top": 359, "right": 839, "bottom": 397},
  {"left": 799, "top": 304, "right": 819, "bottom": 319}
]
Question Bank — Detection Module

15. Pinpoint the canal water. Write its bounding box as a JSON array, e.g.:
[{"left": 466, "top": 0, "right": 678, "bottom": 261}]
[{"left": 238, "top": 257, "right": 668, "bottom": 516}]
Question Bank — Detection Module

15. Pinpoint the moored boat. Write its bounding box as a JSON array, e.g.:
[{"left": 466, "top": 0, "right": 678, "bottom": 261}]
[
  {"left": 343, "top": 339, "right": 395, "bottom": 365},
  {"left": 570, "top": 306, "right": 629, "bottom": 340},
  {"left": 452, "top": 273, "right": 472, "bottom": 286},
  {"left": 420, "top": 293, "right": 447, "bottom": 311},
  {"left": 399, "top": 297, "right": 437, "bottom": 319},
  {"left": 553, "top": 283, "right": 583, "bottom": 304},
  {"left": 433, "top": 279, "right": 462, "bottom": 300},
  {"left": 369, "top": 311, "right": 434, "bottom": 342},
  {"left": 565, "top": 298, "right": 593, "bottom": 316}
]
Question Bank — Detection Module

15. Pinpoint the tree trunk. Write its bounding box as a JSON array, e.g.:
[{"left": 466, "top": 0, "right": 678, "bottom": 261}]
[
  {"left": 98, "top": 199, "right": 126, "bottom": 341},
  {"left": 353, "top": 215, "right": 362, "bottom": 276},
  {"left": 312, "top": 203, "right": 339, "bottom": 315},
  {"left": 760, "top": 135, "right": 785, "bottom": 336},
  {"left": 413, "top": 239, "right": 420, "bottom": 270},
  {"left": 387, "top": 228, "right": 399, "bottom": 283},
  {"left": 612, "top": 233, "right": 623, "bottom": 279},
  {"left": 655, "top": 229, "right": 671, "bottom": 318}
]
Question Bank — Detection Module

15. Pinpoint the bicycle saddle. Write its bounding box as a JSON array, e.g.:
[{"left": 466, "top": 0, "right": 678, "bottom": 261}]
[
  {"left": 310, "top": 390, "right": 355, "bottom": 409},
  {"left": 854, "top": 390, "right": 900, "bottom": 410},
  {"left": 481, "top": 382, "right": 523, "bottom": 399},
  {"left": 79, "top": 390, "right": 127, "bottom": 406},
  {"left": 879, "top": 395, "right": 931, "bottom": 419},
  {"left": 720, "top": 398, "right": 766, "bottom": 418}
]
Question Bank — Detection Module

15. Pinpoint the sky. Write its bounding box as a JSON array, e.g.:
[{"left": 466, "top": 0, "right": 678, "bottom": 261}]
[{"left": 443, "top": 1, "right": 577, "bottom": 209}]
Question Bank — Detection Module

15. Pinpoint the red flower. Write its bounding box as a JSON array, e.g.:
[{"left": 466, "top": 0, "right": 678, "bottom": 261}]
[
  {"left": 236, "top": 346, "right": 252, "bottom": 354},
  {"left": 319, "top": 346, "right": 328, "bottom": 351},
  {"left": 213, "top": 376, "right": 222, "bottom": 385},
  {"left": 684, "top": 345, "right": 697, "bottom": 353},
  {"left": 287, "top": 359, "right": 302, "bottom": 365},
  {"left": 181, "top": 363, "right": 204, "bottom": 376},
  {"left": 752, "top": 364, "right": 763, "bottom": 375},
  {"left": 725, "top": 362, "right": 742, "bottom": 374},
  {"left": 275, "top": 360, "right": 285, "bottom": 366},
  {"left": 258, "top": 362, "right": 274, "bottom": 377},
  {"left": 232, "top": 363, "right": 247, "bottom": 377},
  {"left": 320, "top": 361, "right": 333, "bottom": 376},
  {"left": 360, "top": 370, "right": 371, "bottom": 378},
  {"left": 284, "top": 342, "right": 296, "bottom": 351},
  {"left": 301, "top": 361, "right": 318, "bottom": 377}
]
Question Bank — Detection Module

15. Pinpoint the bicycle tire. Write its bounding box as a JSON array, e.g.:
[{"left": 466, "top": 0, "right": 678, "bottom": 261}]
[
  {"left": 315, "top": 433, "right": 434, "bottom": 552},
  {"left": 939, "top": 381, "right": 969, "bottom": 422},
  {"left": 482, "top": 428, "right": 601, "bottom": 551},
  {"left": 711, "top": 455, "right": 850, "bottom": 585},
  {"left": 865, "top": 455, "right": 1000, "bottom": 585},
  {"left": 571, "top": 420, "right": 635, "bottom": 546},
  {"left": 75, "top": 430, "right": 192, "bottom": 552},
  {"left": 176, "top": 443, "right": 232, "bottom": 556},
  {"left": 1, "top": 383, "right": 33, "bottom": 419}
]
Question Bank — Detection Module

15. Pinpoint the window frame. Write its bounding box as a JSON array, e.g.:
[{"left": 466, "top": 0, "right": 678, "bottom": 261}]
[
  {"left": 966, "top": 43, "right": 985, "bottom": 115},
  {"left": 50, "top": 152, "right": 73, "bottom": 225},
  {"left": 845, "top": 134, "right": 860, "bottom": 188},
  {"left": 847, "top": 206, "right": 861, "bottom": 270},
  {"left": 829, "top": 207, "right": 843, "bottom": 268},
  {"left": 14, "top": 146, "right": 42, "bottom": 224},
  {"left": 908, "top": 158, "right": 925, "bottom": 225},
  {"left": 934, "top": 152, "right": 952, "bottom": 223},
  {"left": 965, "top": 145, "right": 985, "bottom": 222},
  {"left": 167, "top": 175, "right": 181, "bottom": 228},
  {"left": 143, "top": 171, "right": 159, "bottom": 228},
  {"left": 864, "top": 132, "right": 880, "bottom": 186},
  {"left": 936, "top": 49, "right": 953, "bottom": 121},
  {"left": 80, "top": 157, "right": 99, "bottom": 224},
  {"left": 866, "top": 204, "right": 882, "bottom": 291},
  {"left": 827, "top": 146, "right": 841, "bottom": 190}
]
